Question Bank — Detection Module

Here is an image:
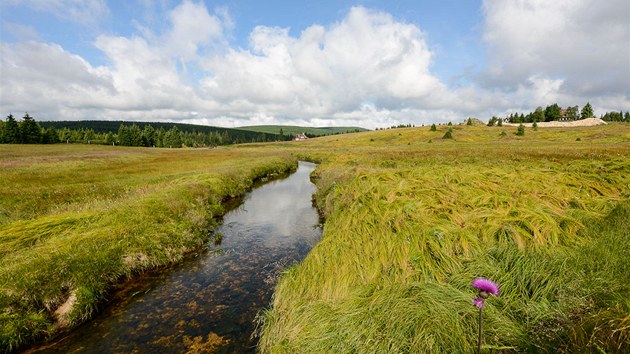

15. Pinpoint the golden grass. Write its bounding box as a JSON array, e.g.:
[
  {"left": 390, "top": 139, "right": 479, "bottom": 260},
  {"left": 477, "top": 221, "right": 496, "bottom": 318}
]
[{"left": 257, "top": 123, "right": 630, "bottom": 352}]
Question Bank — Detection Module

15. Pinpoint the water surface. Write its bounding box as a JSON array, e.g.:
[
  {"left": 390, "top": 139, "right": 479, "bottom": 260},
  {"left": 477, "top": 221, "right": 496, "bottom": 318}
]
[{"left": 31, "top": 161, "right": 321, "bottom": 353}]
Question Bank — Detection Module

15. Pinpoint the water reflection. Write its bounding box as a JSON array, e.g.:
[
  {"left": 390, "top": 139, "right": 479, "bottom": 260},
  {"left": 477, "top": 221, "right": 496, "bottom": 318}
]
[{"left": 31, "top": 161, "right": 321, "bottom": 353}]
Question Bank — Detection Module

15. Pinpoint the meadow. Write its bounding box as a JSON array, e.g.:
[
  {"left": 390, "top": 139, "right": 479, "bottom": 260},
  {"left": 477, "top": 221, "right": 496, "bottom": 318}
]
[
  {"left": 0, "top": 144, "right": 296, "bottom": 351},
  {"left": 256, "top": 123, "right": 630, "bottom": 352},
  {"left": 1, "top": 123, "right": 629, "bottom": 352}
]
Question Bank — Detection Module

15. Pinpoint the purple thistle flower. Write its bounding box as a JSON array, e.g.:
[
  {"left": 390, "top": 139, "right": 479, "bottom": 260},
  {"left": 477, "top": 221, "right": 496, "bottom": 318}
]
[
  {"left": 471, "top": 277, "right": 499, "bottom": 296},
  {"left": 472, "top": 278, "right": 499, "bottom": 354}
]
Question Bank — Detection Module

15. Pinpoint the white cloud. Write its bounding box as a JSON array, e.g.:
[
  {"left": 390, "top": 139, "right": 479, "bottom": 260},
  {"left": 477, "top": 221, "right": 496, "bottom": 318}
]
[
  {"left": 1, "top": 21, "right": 39, "bottom": 41},
  {"left": 480, "top": 0, "right": 630, "bottom": 113},
  {"left": 164, "top": 1, "right": 224, "bottom": 60},
  {"left": 0, "top": 41, "right": 114, "bottom": 117},
  {"left": 199, "top": 7, "right": 449, "bottom": 126},
  {"left": 2, "top": 0, "right": 109, "bottom": 26},
  {"left": 1, "top": 1, "right": 628, "bottom": 128}
]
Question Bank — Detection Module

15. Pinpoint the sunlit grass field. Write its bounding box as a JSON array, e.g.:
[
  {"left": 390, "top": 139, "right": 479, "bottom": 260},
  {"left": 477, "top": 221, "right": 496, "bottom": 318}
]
[
  {"left": 2, "top": 123, "right": 629, "bottom": 352},
  {"left": 0, "top": 144, "right": 297, "bottom": 351},
  {"left": 257, "top": 123, "right": 630, "bottom": 352}
]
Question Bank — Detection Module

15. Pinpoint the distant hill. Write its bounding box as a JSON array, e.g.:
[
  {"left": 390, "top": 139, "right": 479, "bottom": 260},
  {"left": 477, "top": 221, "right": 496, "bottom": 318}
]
[
  {"left": 237, "top": 125, "right": 369, "bottom": 137},
  {"left": 39, "top": 120, "right": 286, "bottom": 142}
]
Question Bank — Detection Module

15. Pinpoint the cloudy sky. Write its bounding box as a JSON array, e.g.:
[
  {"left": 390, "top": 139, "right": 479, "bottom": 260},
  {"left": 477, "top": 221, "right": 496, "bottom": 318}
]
[{"left": 1, "top": 0, "right": 628, "bottom": 129}]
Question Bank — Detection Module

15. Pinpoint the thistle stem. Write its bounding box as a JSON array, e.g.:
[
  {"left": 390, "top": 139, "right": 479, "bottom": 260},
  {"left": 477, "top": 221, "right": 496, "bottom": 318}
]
[{"left": 477, "top": 306, "right": 483, "bottom": 354}]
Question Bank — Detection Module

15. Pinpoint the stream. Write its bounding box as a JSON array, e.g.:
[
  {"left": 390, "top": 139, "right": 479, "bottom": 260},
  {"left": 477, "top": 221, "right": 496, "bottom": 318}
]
[{"left": 29, "top": 161, "right": 322, "bottom": 353}]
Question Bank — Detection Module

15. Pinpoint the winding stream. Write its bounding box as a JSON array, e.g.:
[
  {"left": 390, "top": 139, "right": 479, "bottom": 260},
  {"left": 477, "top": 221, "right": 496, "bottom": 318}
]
[{"left": 30, "top": 161, "right": 321, "bottom": 353}]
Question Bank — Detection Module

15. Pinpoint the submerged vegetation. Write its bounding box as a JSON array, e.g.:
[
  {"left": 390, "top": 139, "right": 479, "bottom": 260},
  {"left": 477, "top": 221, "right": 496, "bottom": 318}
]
[{"left": 1, "top": 122, "right": 630, "bottom": 352}]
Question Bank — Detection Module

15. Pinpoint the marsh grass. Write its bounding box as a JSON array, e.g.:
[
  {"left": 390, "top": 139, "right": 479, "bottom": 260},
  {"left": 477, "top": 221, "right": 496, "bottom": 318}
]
[
  {"left": 257, "top": 123, "right": 630, "bottom": 352},
  {"left": 2, "top": 123, "right": 629, "bottom": 352},
  {"left": 0, "top": 144, "right": 296, "bottom": 351}
]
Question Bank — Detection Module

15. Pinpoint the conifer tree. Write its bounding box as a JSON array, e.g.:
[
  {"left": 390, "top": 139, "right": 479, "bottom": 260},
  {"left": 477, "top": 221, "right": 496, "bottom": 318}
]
[
  {"left": 42, "top": 127, "right": 60, "bottom": 144},
  {"left": 143, "top": 124, "right": 156, "bottom": 147},
  {"left": 581, "top": 102, "right": 594, "bottom": 118},
  {"left": 129, "top": 124, "right": 143, "bottom": 146},
  {"left": 19, "top": 113, "right": 42, "bottom": 143},
  {"left": 118, "top": 124, "right": 131, "bottom": 146},
  {"left": 1, "top": 114, "right": 19, "bottom": 143}
]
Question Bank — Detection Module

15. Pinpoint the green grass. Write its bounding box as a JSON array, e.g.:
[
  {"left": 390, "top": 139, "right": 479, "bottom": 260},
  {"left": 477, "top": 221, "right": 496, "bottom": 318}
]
[
  {"left": 256, "top": 123, "right": 630, "bottom": 352},
  {"left": 2, "top": 123, "right": 630, "bottom": 352},
  {"left": 0, "top": 144, "right": 297, "bottom": 351}
]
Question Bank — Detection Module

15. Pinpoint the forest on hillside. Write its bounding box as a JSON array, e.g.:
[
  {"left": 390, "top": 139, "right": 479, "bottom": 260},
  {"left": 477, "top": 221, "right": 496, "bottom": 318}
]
[{"left": 0, "top": 115, "right": 293, "bottom": 147}]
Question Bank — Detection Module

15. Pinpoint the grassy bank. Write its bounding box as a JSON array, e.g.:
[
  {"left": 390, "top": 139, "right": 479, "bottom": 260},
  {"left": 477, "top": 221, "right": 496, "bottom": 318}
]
[
  {"left": 258, "top": 123, "right": 630, "bottom": 352},
  {"left": 0, "top": 144, "right": 296, "bottom": 351}
]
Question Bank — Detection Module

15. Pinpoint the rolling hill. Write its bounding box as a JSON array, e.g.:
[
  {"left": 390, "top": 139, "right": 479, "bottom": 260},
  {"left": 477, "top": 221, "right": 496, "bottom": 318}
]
[
  {"left": 39, "top": 120, "right": 285, "bottom": 142},
  {"left": 236, "top": 125, "right": 368, "bottom": 136}
]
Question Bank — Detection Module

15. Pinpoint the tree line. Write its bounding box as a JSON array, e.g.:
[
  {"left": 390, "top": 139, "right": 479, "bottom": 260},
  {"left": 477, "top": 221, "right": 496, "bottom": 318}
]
[
  {"left": 0, "top": 114, "right": 292, "bottom": 147},
  {"left": 491, "top": 102, "right": 630, "bottom": 124},
  {"left": 0, "top": 114, "right": 60, "bottom": 144}
]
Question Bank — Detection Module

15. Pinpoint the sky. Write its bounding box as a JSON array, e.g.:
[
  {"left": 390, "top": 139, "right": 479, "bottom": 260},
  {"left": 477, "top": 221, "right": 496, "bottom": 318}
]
[{"left": 0, "top": 0, "right": 628, "bottom": 129}]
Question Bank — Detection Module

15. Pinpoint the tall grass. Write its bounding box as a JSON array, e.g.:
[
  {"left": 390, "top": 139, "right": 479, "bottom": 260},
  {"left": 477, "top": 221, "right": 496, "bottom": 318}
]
[
  {"left": 0, "top": 144, "right": 296, "bottom": 351},
  {"left": 258, "top": 123, "right": 630, "bottom": 352},
  {"left": 2, "top": 123, "right": 629, "bottom": 352}
]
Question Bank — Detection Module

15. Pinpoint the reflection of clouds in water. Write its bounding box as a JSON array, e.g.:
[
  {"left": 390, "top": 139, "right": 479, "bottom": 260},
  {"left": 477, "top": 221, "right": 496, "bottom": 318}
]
[{"left": 221, "top": 162, "right": 320, "bottom": 249}]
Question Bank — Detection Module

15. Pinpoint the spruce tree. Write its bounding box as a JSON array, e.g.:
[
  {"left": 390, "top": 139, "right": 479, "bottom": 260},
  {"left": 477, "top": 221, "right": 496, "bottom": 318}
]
[
  {"left": 442, "top": 128, "right": 453, "bottom": 139},
  {"left": 129, "top": 124, "right": 143, "bottom": 146},
  {"left": 430, "top": 123, "right": 437, "bottom": 131},
  {"left": 118, "top": 124, "right": 131, "bottom": 146},
  {"left": 581, "top": 102, "right": 594, "bottom": 118},
  {"left": 143, "top": 124, "right": 156, "bottom": 147},
  {"left": 20, "top": 113, "right": 42, "bottom": 143},
  {"left": 42, "top": 127, "right": 60, "bottom": 144},
  {"left": 516, "top": 123, "right": 525, "bottom": 136}
]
